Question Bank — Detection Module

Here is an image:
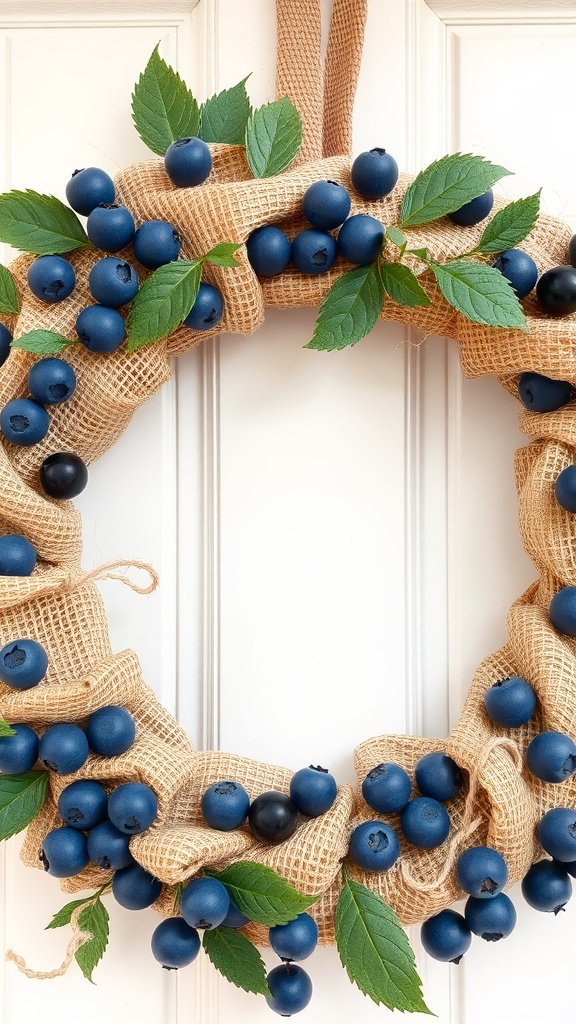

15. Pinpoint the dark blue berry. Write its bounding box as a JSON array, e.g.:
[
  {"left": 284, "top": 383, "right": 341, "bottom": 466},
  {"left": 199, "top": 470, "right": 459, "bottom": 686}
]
[
  {"left": 420, "top": 909, "right": 471, "bottom": 963},
  {"left": 76, "top": 304, "right": 126, "bottom": 353},
  {"left": 291, "top": 228, "right": 337, "bottom": 274},
  {"left": 0, "top": 638, "right": 47, "bottom": 689},
  {"left": 527, "top": 731, "right": 576, "bottom": 783},
  {"left": 183, "top": 282, "right": 224, "bottom": 331},
  {"left": 464, "top": 893, "right": 516, "bottom": 941},
  {"left": 361, "top": 761, "right": 411, "bottom": 814},
  {"left": 40, "top": 826, "right": 90, "bottom": 877},
  {"left": 401, "top": 797, "right": 450, "bottom": 849},
  {"left": 522, "top": 859, "right": 572, "bottom": 913},
  {"left": 0, "top": 723, "right": 39, "bottom": 773},
  {"left": 555, "top": 465, "right": 576, "bottom": 513},
  {"left": 248, "top": 791, "right": 298, "bottom": 844},
  {"left": 349, "top": 820, "right": 400, "bottom": 872},
  {"left": 88, "top": 258, "right": 139, "bottom": 307},
  {"left": 58, "top": 780, "right": 108, "bottom": 830},
  {"left": 570, "top": 235, "right": 576, "bottom": 268},
  {"left": 86, "top": 705, "right": 136, "bottom": 756},
  {"left": 221, "top": 900, "right": 250, "bottom": 928},
  {"left": 27, "top": 255, "right": 75, "bottom": 303},
  {"left": 289, "top": 765, "right": 337, "bottom": 817},
  {"left": 415, "top": 752, "right": 462, "bottom": 802},
  {"left": 108, "top": 782, "right": 157, "bottom": 835},
  {"left": 112, "top": 862, "right": 161, "bottom": 910},
  {"left": 0, "top": 535, "right": 36, "bottom": 576},
  {"left": 448, "top": 190, "right": 494, "bottom": 226},
  {"left": 87, "top": 204, "right": 135, "bottom": 252},
  {"left": 132, "top": 220, "right": 181, "bottom": 270},
  {"left": 351, "top": 149, "right": 399, "bottom": 201},
  {"left": 28, "top": 358, "right": 76, "bottom": 405},
  {"left": 66, "top": 167, "right": 115, "bottom": 216},
  {"left": 484, "top": 676, "right": 537, "bottom": 728},
  {"left": 180, "top": 877, "right": 229, "bottom": 930},
  {"left": 40, "top": 452, "right": 88, "bottom": 500},
  {"left": 246, "top": 225, "right": 291, "bottom": 277},
  {"left": 38, "top": 723, "right": 89, "bottom": 774},
  {"left": 456, "top": 846, "right": 508, "bottom": 898},
  {"left": 201, "top": 779, "right": 250, "bottom": 831},
  {"left": 0, "top": 323, "right": 12, "bottom": 367},
  {"left": 492, "top": 248, "right": 538, "bottom": 299},
  {"left": 538, "top": 807, "right": 576, "bottom": 862},
  {"left": 337, "top": 214, "right": 384, "bottom": 265},
  {"left": 87, "top": 819, "right": 133, "bottom": 870},
  {"left": 265, "top": 964, "right": 313, "bottom": 1017},
  {"left": 537, "top": 266, "right": 576, "bottom": 316},
  {"left": 303, "top": 180, "right": 351, "bottom": 229},
  {"left": 518, "top": 371, "right": 573, "bottom": 412},
  {"left": 550, "top": 587, "right": 576, "bottom": 636},
  {"left": 1, "top": 398, "right": 49, "bottom": 446},
  {"left": 151, "top": 917, "right": 201, "bottom": 969},
  {"left": 269, "top": 913, "right": 318, "bottom": 962},
  {"left": 164, "top": 137, "right": 212, "bottom": 188}
]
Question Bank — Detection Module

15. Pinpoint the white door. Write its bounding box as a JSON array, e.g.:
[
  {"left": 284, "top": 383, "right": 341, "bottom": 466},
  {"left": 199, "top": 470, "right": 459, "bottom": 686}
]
[{"left": 1, "top": 2, "right": 575, "bottom": 1022}]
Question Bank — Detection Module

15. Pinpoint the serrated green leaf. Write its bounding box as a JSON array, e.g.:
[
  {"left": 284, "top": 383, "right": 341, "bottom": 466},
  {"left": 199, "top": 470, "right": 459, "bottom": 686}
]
[
  {"left": 245, "top": 98, "right": 302, "bottom": 178},
  {"left": 408, "top": 247, "right": 429, "bottom": 260},
  {"left": 203, "top": 927, "right": 270, "bottom": 996},
  {"left": 75, "top": 899, "right": 109, "bottom": 983},
  {"left": 0, "top": 264, "right": 19, "bottom": 314},
  {"left": 400, "top": 153, "right": 511, "bottom": 228},
  {"left": 380, "top": 262, "right": 431, "bottom": 308},
  {"left": 0, "top": 191, "right": 90, "bottom": 255},
  {"left": 335, "top": 872, "right": 432, "bottom": 1014},
  {"left": 207, "top": 861, "right": 318, "bottom": 927},
  {"left": 386, "top": 226, "right": 407, "bottom": 248},
  {"left": 473, "top": 191, "right": 541, "bottom": 254},
  {"left": 431, "top": 259, "right": 527, "bottom": 330},
  {"left": 0, "top": 771, "right": 49, "bottom": 841},
  {"left": 132, "top": 45, "right": 199, "bottom": 156},
  {"left": 46, "top": 898, "right": 91, "bottom": 930},
  {"left": 199, "top": 77, "right": 251, "bottom": 145},
  {"left": 306, "top": 263, "right": 384, "bottom": 352},
  {"left": 203, "top": 242, "right": 241, "bottom": 267},
  {"left": 0, "top": 714, "right": 15, "bottom": 738},
  {"left": 126, "top": 259, "right": 201, "bottom": 351},
  {"left": 11, "top": 329, "right": 76, "bottom": 355}
]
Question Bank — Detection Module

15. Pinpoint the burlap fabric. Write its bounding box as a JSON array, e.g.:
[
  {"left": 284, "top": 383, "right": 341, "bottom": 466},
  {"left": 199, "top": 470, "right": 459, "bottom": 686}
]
[{"left": 3, "top": 0, "right": 576, "bottom": 948}]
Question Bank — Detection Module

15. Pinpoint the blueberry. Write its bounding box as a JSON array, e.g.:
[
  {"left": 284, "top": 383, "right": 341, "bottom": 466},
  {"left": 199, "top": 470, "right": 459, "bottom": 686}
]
[
  {"left": 538, "top": 807, "right": 576, "bottom": 862},
  {"left": 0, "top": 723, "right": 39, "bottom": 773},
  {"left": 0, "top": 323, "right": 12, "bottom": 366},
  {"left": 201, "top": 779, "right": 250, "bottom": 831},
  {"left": 88, "top": 258, "right": 139, "bottom": 307},
  {"left": 351, "top": 149, "right": 399, "bottom": 201},
  {"left": 87, "top": 204, "right": 135, "bottom": 252},
  {"left": 448, "top": 190, "right": 494, "bottom": 227},
  {"left": 0, "top": 638, "right": 47, "bottom": 689},
  {"left": 180, "top": 877, "right": 229, "bottom": 930},
  {"left": 420, "top": 909, "right": 471, "bottom": 964},
  {"left": 527, "top": 731, "right": 576, "bottom": 782},
  {"left": 86, "top": 705, "right": 136, "bottom": 756},
  {"left": 132, "top": 220, "right": 181, "bottom": 270},
  {"left": 291, "top": 229, "right": 337, "bottom": 275},
  {"left": 58, "top": 779, "right": 109, "bottom": 830},
  {"left": 38, "top": 723, "right": 89, "bottom": 774},
  {"left": 76, "top": 304, "right": 126, "bottom": 353},
  {"left": 183, "top": 282, "right": 224, "bottom": 331},
  {"left": 484, "top": 676, "right": 537, "bottom": 728},
  {"left": 564, "top": 859, "right": 576, "bottom": 879},
  {"left": 415, "top": 752, "right": 462, "bottom": 802},
  {"left": 107, "top": 781, "right": 157, "bottom": 834},
  {"left": 66, "top": 167, "right": 115, "bottom": 216},
  {"left": 151, "top": 917, "right": 201, "bottom": 969},
  {"left": 537, "top": 266, "right": 576, "bottom": 316},
  {"left": 27, "top": 255, "right": 75, "bottom": 303},
  {"left": 164, "top": 137, "right": 212, "bottom": 188},
  {"left": 289, "top": 765, "right": 337, "bottom": 817},
  {"left": 518, "top": 371, "right": 573, "bottom": 412},
  {"left": 492, "top": 248, "right": 538, "bottom": 299},
  {"left": 40, "top": 826, "right": 89, "bottom": 877},
  {"left": 401, "top": 796, "right": 450, "bottom": 849},
  {"left": 521, "top": 859, "right": 572, "bottom": 913},
  {"left": 555, "top": 465, "right": 576, "bottom": 513},
  {"left": 40, "top": 452, "right": 88, "bottom": 500},
  {"left": 87, "top": 819, "right": 133, "bottom": 870},
  {"left": 247, "top": 791, "right": 299, "bottom": 844},
  {"left": 570, "top": 234, "right": 576, "bottom": 269},
  {"left": 0, "top": 535, "right": 36, "bottom": 576},
  {"left": 550, "top": 587, "right": 576, "bottom": 636},
  {"left": 246, "top": 225, "right": 291, "bottom": 277},
  {"left": 28, "top": 358, "right": 76, "bottom": 405},
  {"left": 1, "top": 398, "right": 50, "bottom": 446},
  {"left": 221, "top": 899, "right": 251, "bottom": 929},
  {"left": 269, "top": 913, "right": 318, "bottom": 962},
  {"left": 112, "top": 862, "right": 161, "bottom": 910},
  {"left": 302, "top": 180, "right": 351, "bottom": 229},
  {"left": 456, "top": 846, "right": 508, "bottom": 898},
  {"left": 337, "top": 214, "right": 384, "bottom": 266},
  {"left": 265, "top": 963, "right": 313, "bottom": 1017},
  {"left": 464, "top": 893, "right": 517, "bottom": 941},
  {"left": 348, "top": 820, "right": 400, "bottom": 872},
  {"left": 361, "top": 761, "right": 412, "bottom": 814}
]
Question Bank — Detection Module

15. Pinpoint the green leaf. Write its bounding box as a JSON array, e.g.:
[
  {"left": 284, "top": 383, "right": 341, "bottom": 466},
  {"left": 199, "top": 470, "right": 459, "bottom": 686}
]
[
  {"left": 385, "top": 226, "right": 407, "bottom": 248},
  {"left": 306, "top": 263, "right": 384, "bottom": 352},
  {"left": 245, "top": 97, "right": 302, "bottom": 178},
  {"left": 473, "top": 190, "right": 541, "bottom": 254},
  {"left": 431, "top": 259, "right": 527, "bottom": 330},
  {"left": 0, "top": 714, "right": 15, "bottom": 738},
  {"left": 335, "top": 871, "right": 432, "bottom": 1014},
  {"left": 126, "top": 259, "right": 201, "bottom": 351},
  {"left": 46, "top": 898, "right": 91, "bottom": 931},
  {"left": 400, "top": 153, "right": 511, "bottom": 228},
  {"left": 203, "top": 242, "right": 241, "bottom": 267},
  {"left": 380, "top": 262, "right": 431, "bottom": 309},
  {"left": 11, "top": 329, "right": 76, "bottom": 355},
  {"left": 407, "top": 247, "right": 429, "bottom": 260},
  {"left": 207, "top": 861, "right": 319, "bottom": 926},
  {"left": 0, "top": 191, "right": 90, "bottom": 255},
  {"left": 75, "top": 899, "right": 109, "bottom": 983},
  {"left": 0, "top": 264, "right": 19, "bottom": 314},
  {"left": 199, "top": 77, "right": 251, "bottom": 145},
  {"left": 132, "top": 45, "right": 199, "bottom": 156},
  {"left": 203, "top": 927, "right": 270, "bottom": 996},
  {"left": 0, "top": 771, "right": 49, "bottom": 841}
]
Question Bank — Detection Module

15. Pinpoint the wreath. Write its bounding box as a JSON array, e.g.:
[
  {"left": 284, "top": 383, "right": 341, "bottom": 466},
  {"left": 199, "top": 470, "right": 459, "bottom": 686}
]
[{"left": 2, "top": 0, "right": 576, "bottom": 1016}]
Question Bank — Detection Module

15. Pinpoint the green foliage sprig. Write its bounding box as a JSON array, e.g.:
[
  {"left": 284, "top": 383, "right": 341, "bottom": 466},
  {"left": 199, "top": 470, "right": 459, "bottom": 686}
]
[{"left": 0, "top": 770, "right": 49, "bottom": 841}]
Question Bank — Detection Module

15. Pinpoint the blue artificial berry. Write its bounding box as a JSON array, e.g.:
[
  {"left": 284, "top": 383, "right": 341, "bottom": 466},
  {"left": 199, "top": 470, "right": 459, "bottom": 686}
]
[
  {"left": 348, "top": 820, "right": 400, "bottom": 872},
  {"left": 464, "top": 893, "right": 517, "bottom": 941},
  {"left": 27, "top": 255, "right": 76, "bottom": 303},
  {"left": 87, "top": 819, "right": 133, "bottom": 870},
  {"left": 484, "top": 675, "right": 537, "bottom": 728},
  {"left": 40, "top": 452, "right": 88, "bottom": 500},
  {"left": 269, "top": 913, "right": 318, "bottom": 962},
  {"left": 76, "top": 304, "right": 126, "bottom": 353},
  {"left": 1, "top": 398, "right": 50, "bottom": 447},
  {"left": 0, "top": 535, "right": 36, "bottom": 576},
  {"left": 248, "top": 791, "right": 299, "bottom": 844},
  {"left": 401, "top": 796, "right": 450, "bottom": 849},
  {"left": 351, "top": 148, "right": 399, "bottom": 201},
  {"left": 108, "top": 781, "right": 158, "bottom": 835},
  {"left": 246, "top": 225, "right": 291, "bottom": 277},
  {"left": 492, "top": 248, "right": 538, "bottom": 299},
  {"left": 518, "top": 371, "right": 573, "bottom": 412},
  {"left": 0, "top": 323, "right": 12, "bottom": 366},
  {"left": 86, "top": 705, "right": 136, "bottom": 756},
  {"left": 361, "top": 762, "right": 411, "bottom": 814},
  {"left": 291, "top": 228, "right": 337, "bottom": 275},
  {"left": 555, "top": 465, "right": 576, "bottom": 513},
  {"left": 164, "top": 137, "right": 212, "bottom": 188},
  {"left": 265, "top": 964, "right": 313, "bottom": 1017},
  {"left": 201, "top": 779, "right": 250, "bottom": 831},
  {"left": 0, "top": 638, "right": 47, "bottom": 689},
  {"left": 221, "top": 900, "right": 251, "bottom": 929},
  {"left": 0, "top": 723, "right": 39, "bottom": 773},
  {"left": 538, "top": 807, "right": 576, "bottom": 862},
  {"left": 28, "top": 358, "right": 76, "bottom": 405},
  {"left": 564, "top": 859, "right": 576, "bottom": 879},
  {"left": 550, "top": 587, "right": 576, "bottom": 637},
  {"left": 415, "top": 752, "right": 462, "bottom": 802},
  {"left": 66, "top": 167, "right": 115, "bottom": 216},
  {"left": 337, "top": 214, "right": 384, "bottom": 265},
  {"left": 58, "top": 779, "right": 109, "bottom": 830},
  {"left": 302, "top": 180, "right": 351, "bottom": 229},
  {"left": 183, "top": 282, "right": 224, "bottom": 331},
  {"left": 88, "top": 258, "right": 139, "bottom": 307},
  {"left": 536, "top": 266, "right": 576, "bottom": 316},
  {"left": 39, "top": 723, "right": 89, "bottom": 774},
  {"left": 132, "top": 220, "right": 181, "bottom": 270},
  {"left": 521, "top": 859, "right": 572, "bottom": 914},
  {"left": 448, "top": 190, "right": 494, "bottom": 226},
  {"left": 527, "top": 731, "right": 576, "bottom": 782},
  {"left": 40, "top": 826, "right": 90, "bottom": 877},
  {"left": 456, "top": 846, "right": 508, "bottom": 898},
  {"left": 180, "top": 877, "right": 229, "bottom": 930},
  {"left": 151, "top": 917, "right": 201, "bottom": 969},
  {"left": 112, "top": 862, "right": 162, "bottom": 910},
  {"left": 289, "top": 765, "right": 337, "bottom": 817},
  {"left": 420, "top": 909, "right": 471, "bottom": 964},
  {"left": 87, "top": 204, "right": 135, "bottom": 252}
]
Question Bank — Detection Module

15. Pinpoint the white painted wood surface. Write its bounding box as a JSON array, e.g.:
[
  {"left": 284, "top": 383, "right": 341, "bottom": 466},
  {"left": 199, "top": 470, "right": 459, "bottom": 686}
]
[{"left": 1, "top": 2, "right": 576, "bottom": 1022}]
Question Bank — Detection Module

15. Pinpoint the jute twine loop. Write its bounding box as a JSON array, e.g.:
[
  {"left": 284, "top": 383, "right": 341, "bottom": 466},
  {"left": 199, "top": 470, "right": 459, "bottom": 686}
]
[
  {"left": 58, "top": 559, "right": 160, "bottom": 597},
  {"left": 5, "top": 901, "right": 95, "bottom": 980}
]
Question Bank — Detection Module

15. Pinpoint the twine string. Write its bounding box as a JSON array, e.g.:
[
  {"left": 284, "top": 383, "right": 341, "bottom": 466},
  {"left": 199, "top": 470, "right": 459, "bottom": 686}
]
[
  {"left": 60, "top": 559, "right": 160, "bottom": 596},
  {"left": 5, "top": 903, "right": 94, "bottom": 980}
]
